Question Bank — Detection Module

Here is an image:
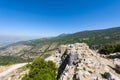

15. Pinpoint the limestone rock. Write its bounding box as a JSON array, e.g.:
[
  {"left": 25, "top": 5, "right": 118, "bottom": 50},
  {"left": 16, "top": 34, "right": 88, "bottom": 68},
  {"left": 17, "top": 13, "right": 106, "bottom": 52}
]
[
  {"left": 59, "top": 45, "right": 67, "bottom": 55},
  {"left": 53, "top": 43, "right": 120, "bottom": 80}
]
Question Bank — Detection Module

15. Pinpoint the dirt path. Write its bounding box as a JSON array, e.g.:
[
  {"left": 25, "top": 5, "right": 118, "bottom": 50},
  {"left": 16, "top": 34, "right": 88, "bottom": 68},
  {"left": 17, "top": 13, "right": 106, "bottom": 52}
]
[
  {"left": 0, "top": 63, "right": 27, "bottom": 78},
  {"left": 0, "top": 56, "right": 53, "bottom": 79}
]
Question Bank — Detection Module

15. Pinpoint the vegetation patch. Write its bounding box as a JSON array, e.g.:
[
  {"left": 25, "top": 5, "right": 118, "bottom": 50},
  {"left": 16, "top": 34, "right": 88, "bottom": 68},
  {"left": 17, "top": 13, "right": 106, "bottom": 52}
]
[
  {"left": 0, "top": 56, "right": 32, "bottom": 65},
  {"left": 22, "top": 58, "right": 57, "bottom": 80},
  {"left": 99, "top": 43, "right": 120, "bottom": 55}
]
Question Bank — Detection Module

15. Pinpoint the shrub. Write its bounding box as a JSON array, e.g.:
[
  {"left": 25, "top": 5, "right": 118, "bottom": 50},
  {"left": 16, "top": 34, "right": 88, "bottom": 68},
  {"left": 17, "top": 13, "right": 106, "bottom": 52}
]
[
  {"left": 22, "top": 58, "right": 57, "bottom": 80},
  {"left": 99, "top": 43, "right": 120, "bottom": 55}
]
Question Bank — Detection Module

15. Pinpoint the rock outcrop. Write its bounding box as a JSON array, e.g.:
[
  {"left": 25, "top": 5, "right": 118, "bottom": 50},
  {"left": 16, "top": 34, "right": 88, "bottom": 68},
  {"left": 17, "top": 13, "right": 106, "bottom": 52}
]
[{"left": 53, "top": 43, "right": 120, "bottom": 80}]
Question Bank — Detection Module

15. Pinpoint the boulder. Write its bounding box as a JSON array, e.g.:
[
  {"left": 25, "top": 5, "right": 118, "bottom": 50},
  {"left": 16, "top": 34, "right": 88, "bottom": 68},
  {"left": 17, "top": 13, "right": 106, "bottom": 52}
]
[{"left": 103, "top": 72, "right": 112, "bottom": 80}]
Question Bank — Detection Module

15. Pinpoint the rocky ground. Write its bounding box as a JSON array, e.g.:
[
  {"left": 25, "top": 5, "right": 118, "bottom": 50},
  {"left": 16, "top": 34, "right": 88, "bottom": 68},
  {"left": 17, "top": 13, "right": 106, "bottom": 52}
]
[
  {"left": 52, "top": 43, "right": 120, "bottom": 80},
  {"left": 0, "top": 66, "right": 9, "bottom": 73},
  {"left": 0, "top": 43, "right": 120, "bottom": 80}
]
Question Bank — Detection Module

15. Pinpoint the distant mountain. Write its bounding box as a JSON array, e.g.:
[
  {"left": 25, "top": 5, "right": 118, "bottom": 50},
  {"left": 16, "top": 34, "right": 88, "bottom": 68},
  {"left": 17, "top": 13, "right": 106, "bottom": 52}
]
[
  {"left": 0, "top": 27, "right": 120, "bottom": 64},
  {"left": 57, "top": 33, "right": 68, "bottom": 37},
  {"left": 26, "top": 27, "right": 120, "bottom": 49},
  {"left": 0, "top": 35, "right": 41, "bottom": 47}
]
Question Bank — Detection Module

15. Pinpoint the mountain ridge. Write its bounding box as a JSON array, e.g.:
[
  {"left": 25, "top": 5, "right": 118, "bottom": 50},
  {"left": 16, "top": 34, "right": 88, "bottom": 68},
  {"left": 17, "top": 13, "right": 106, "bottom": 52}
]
[{"left": 0, "top": 27, "right": 120, "bottom": 64}]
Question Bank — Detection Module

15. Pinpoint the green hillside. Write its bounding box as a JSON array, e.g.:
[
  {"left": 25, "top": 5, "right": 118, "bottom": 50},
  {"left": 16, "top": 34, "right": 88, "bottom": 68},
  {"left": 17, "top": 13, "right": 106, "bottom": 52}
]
[
  {"left": 0, "top": 27, "right": 120, "bottom": 65},
  {"left": 22, "top": 27, "right": 120, "bottom": 59},
  {"left": 26, "top": 27, "right": 120, "bottom": 49}
]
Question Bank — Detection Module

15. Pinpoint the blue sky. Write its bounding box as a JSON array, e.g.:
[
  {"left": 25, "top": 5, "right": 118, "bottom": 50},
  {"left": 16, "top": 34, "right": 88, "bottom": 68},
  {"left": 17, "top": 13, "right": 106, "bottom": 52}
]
[{"left": 0, "top": 0, "right": 120, "bottom": 37}]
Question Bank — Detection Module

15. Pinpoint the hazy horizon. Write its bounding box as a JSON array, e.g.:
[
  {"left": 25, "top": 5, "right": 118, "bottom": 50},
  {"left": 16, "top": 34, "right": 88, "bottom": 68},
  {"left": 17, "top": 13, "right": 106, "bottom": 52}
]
[{"left": 0, "top": 0, "right": 120, "bottom": 37}]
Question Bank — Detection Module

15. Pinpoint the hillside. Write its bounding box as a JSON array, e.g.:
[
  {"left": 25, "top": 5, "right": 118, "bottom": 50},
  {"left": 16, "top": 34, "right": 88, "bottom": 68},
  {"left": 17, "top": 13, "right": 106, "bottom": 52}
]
[
  {"left": 27, "top": 27, "right": 120, "bottom": 49},
  {"left": 0, "top": 27, "right": 120, "bottom": 64}
]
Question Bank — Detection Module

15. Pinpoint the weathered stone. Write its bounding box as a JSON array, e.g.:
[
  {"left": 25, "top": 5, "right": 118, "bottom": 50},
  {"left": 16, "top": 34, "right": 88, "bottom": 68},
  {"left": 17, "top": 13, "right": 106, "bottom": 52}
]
[
  {"left": 54, "top": 43, "right": 120, "bottom": 80},
  {"left": 115, "top": 64, "right": 120, "bottom": 72},
  {"left": 73, "top": 73, "right": 80, "bottom": 80},
  {"left": 104, "top": 72, "right": 112, "bottom": 80},
  {"left": 59, "top": 45, "right": 67, "bottom": 55}
]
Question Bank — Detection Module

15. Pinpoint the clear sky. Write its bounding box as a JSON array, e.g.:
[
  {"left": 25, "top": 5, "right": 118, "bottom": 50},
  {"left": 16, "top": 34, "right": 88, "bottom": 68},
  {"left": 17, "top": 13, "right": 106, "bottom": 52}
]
[{"left": 0, "top": 0, "right": 120, "bottom": 37}]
